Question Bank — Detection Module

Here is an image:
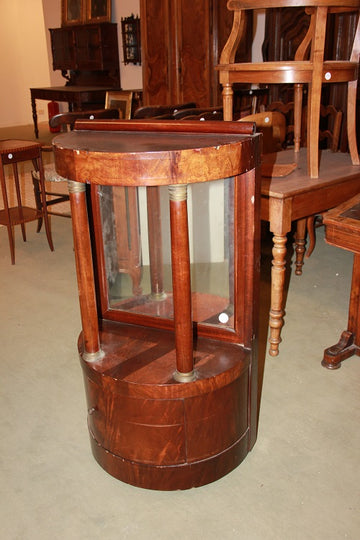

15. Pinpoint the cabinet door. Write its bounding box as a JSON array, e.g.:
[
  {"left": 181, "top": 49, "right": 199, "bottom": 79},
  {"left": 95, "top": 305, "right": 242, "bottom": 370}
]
[
  {"left": 75, "top": 26, "right": 103, "bottom": 70},
  {"left": 140, "top": 0, "right": 242, "bottom": 107},
  {"left": 174, "top": 0, "right": 212, "bottom": 107},
  {"left": 50, "top": 28, "right": 75, "bottom": 70},
  {"left": 141, "top": 0, "right": 214, "bottom": 106},
  {"left": 140, "top": 0, "right": 174, "bottom": 105}
]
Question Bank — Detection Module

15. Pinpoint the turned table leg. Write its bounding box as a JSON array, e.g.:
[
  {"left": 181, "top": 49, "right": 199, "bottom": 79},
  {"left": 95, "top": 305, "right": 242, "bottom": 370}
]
[
  {"left": 322, "top": 253, "right": 360, "bottom": 368},
  {"left": 294, "top": 218, "right": 307, "bottom": 276},
  {"left": 268, "top": 233, "right": 288, "bottom": 356},
  {"left": 267, "top": 198, "right": 292, "bottom": 357},
  {"left": 31, "top": 96, "right": 39, "bottom": 139}
]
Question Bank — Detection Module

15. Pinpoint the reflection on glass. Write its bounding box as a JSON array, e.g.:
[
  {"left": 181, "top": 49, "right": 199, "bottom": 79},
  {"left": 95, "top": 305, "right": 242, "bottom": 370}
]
[
  {"left": 99, "top": 178, "right": 235, "bottom": 330},
  {"left": 91, "top": 0, "right": 107, "bottom": 18},
  {"left": 67, "top": 0, "right": 81, "bottom": 20}
]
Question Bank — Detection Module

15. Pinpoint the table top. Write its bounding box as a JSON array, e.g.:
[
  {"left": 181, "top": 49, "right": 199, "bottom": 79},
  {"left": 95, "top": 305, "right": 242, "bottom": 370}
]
[
  {"left": 30, "top": 86, "right": 114, "bottom": 93},
  {"left": 324, "top": 193, "right": 360, "bottom": 228},
  {"left": 261, "top": 148, "right": 360, "bottom": 199},
  {"left": 0, "top": 139, "right": 41, "bottom": 155},
  {"left": 324, "top": 193, "right": 360, "bottom": 254},
  {"left": 53, "top": 120, "right": 261, "bottom": 186}
]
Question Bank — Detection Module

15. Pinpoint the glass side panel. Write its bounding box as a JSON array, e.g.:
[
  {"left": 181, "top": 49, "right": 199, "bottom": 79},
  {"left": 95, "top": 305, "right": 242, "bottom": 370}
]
[{"left": 99, "top": 178, "right": 234, "bottom": 330}]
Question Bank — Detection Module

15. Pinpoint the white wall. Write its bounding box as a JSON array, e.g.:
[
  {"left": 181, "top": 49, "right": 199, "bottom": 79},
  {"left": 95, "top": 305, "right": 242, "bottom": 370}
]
[
  {"left": 252, "top": 11, "right": 265, "bottom": 63},
  {"left": 0, "top": 2, "right": 263, "bottom": 128},
  {"left": 0, "top": 0, "right": 142, "bottom": 128},
  {"left": 0, "top": 0, "right": 51, "bottom": 127},
  {"left": 113, "top": 0, "right": 142, "bottom": 90}
]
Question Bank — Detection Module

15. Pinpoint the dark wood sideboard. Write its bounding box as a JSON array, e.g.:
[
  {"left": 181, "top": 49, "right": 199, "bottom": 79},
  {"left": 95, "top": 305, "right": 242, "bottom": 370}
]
[{"left": 31, "top": 23, "right": 120, "bottom": 138}]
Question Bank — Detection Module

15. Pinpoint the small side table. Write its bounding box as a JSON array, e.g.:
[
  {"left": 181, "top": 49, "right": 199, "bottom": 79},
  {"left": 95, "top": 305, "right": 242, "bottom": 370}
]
[
  {"left": 322, "top": 193, "right": 360, "bottom": 368},
  {"left": 0, "top": 140, "right": 54, "bottom": 264}
]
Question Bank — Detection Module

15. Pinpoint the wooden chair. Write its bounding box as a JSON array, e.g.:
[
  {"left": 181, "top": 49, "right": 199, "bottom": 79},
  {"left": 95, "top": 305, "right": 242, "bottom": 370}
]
[
  {"left": 240, "top": 111, "right": 287, "bottom": 154},
  {"left": 173, "top": 107, "right": 224, "bottom": 120},
  {"left": 266, "top": 100, "right": 296, "bottom": 147},
  {"left": 34, "top": 93, "right": 145, "bottom": 296},
  {"left": 31, "top": 108, "right": 120, "bottom": 231},
  {"left": 303, "top": 103, "right": 343, "bottom": 151},
  {"left": 217, "top": 0, "right": 360, "bottom": 178},
  {"left": 133, "top": 102, "right": 197, "bottom": 119}
]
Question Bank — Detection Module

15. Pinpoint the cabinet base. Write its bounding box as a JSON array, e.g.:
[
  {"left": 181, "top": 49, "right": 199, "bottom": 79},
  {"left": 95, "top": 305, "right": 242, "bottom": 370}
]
[
  {"left": 89, "top": 427, "right": 249, "bottom": 490},
  {"left": 80, "top": 321, "right": 256, "bottom": 490}
]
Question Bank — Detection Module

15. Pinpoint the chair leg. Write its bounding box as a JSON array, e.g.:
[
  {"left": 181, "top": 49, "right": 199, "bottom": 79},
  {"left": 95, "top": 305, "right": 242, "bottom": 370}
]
[
  {"left": 222, "top": 83, "right": 234, "bottom": 121},
  {"left": 347, "top": 79, "right": 360, "bottom": 166},
  {"left": 37, "top": 155, "right": 54, "bottom": 252},
  {"left": 0, "top": 164, "right": 16, "bottom": 264},
  {"left": 293, "top": 83, "right": 303, "bottom": 152},
  {"left": 307, "top": 81, "right": 322, "bottom": 178},
  {"left": 305, "top": 215, "right": 316, "bottom": 258},
  {"left": 294, "top": 218, "right": 307, "bottom": 276},
  {"left": 12, "top": 163, "right": 26, "bottom": 242},
  {"left": 31, "top": 171, "right": 43, "bottom": 232},
  {"left": 305, "top": 214, "right": 324, "bottom": 258},
  {"left": 307, "top": 6, "right": 328, "bottom": 179}
]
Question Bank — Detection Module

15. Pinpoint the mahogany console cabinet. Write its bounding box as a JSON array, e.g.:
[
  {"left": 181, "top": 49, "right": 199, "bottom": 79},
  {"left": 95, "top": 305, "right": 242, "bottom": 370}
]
[{"left": 53, "top": 119, "right": 261, "bottom": 490}]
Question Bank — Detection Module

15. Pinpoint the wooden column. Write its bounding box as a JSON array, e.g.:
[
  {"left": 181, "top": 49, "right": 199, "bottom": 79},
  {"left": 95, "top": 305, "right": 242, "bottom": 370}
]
[
  {"left": 168, "top": 184, "right": 194, "bottom": 382},
  {"left": 68, "top": 180, "right": 103, "bottom": 362}
]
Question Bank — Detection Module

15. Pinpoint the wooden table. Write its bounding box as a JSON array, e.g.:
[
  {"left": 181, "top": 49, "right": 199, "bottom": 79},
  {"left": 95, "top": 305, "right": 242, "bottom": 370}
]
[
  {"left": 53, "top": 119, "right": 261, "bottom": 490},
  {"left": 321, "top": 194, "right": 360, "bottom": 369},
  {"left": 30, "top": 86, "right": 114, "bottom": 138},
  {"left": 261, "top": 148, "right": 360, "bottom": 356},
  {"left": 0, "top": 140, "right": 54, "bottom": 264}
]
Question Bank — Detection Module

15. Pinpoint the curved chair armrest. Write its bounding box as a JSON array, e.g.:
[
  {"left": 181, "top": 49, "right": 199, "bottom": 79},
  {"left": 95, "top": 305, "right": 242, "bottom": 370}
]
[{"left": 50, "top": 109, "right": 120, "bottom": 130}]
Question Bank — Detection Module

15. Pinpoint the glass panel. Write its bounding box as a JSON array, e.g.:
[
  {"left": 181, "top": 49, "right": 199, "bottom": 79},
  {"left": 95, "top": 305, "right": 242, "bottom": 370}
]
[
  {"left": 99, "top": 178, "right": 234, "bottom": 330},
  {"left": 100, "top": 185, "right": 173, "bottom": 318},
  {"left": 187, "top": 177, "right": 233, "bottom": 329}
]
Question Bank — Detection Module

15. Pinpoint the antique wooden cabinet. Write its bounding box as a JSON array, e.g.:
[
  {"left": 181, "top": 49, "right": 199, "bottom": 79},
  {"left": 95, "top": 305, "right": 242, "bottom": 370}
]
[
  {"left": 49, "top": 23, "right": 120, "bottom": 87},
  {"left": 140, "top": 0, "right": 251, "bottom": 107},
  {"left": 53, "top": 119, "right": 261, "bottom": 490}
]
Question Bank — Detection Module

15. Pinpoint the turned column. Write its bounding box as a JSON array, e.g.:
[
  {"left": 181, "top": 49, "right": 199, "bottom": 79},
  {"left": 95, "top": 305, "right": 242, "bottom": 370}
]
[{"left": 168, "top": 184, "right": 194, "bottom": 382}]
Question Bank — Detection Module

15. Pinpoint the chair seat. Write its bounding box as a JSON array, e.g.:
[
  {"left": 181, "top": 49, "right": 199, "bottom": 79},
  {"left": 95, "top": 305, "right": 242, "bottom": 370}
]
[
  {"left": 218, "top": 60, "right": 359, "bottom": 84},
  {"left": 32, "top": 166, "right": 67, "bottom": 183},
  {"left": 217, "top": 1, "right": 360, "bottom": 178}
]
